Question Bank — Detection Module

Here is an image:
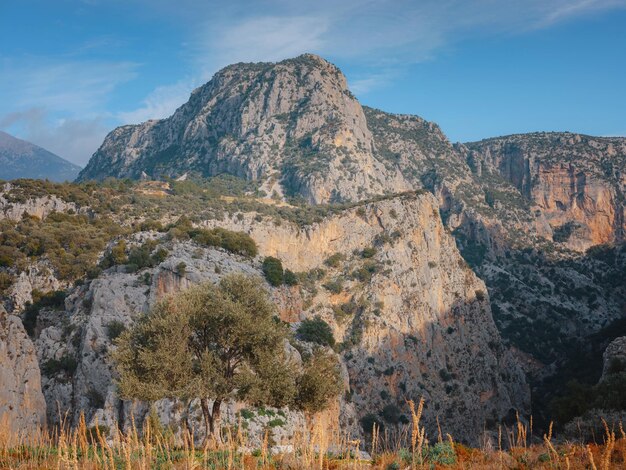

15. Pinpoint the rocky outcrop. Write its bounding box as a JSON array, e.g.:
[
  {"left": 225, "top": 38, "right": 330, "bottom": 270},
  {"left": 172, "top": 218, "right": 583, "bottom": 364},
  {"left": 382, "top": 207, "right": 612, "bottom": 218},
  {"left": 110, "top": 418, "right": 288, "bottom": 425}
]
[
  {"left": 206, "top": 192, "right": 529, "bottom": 441},
  {"left": 0, "top": 183, "right": 78, "bottom": 221},
  {"left": 0, "top": 305, "right": 46, "bottom": 442},
  {"left": 7, "top": 261, "right": 65, "bottom": 312},
  {"left": 601, "top": 336, "right": 626, "bottom": 382},
  {"left": 466, "top": 133, "right": 626, "bottom": 251}
]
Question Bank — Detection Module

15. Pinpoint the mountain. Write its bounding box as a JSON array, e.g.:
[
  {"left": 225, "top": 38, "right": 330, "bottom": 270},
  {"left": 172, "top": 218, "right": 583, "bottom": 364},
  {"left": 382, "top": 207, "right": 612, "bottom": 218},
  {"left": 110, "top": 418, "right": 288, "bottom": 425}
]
[
  {"left": 78, "top": 54, "right": 410, "bottom": 202},
  {"left": 78, "top": 52, "right": 626, "bottom": 367},
  {"left": 0, "top": 131, "right": 81, "bottom": 182},
  {"left": 2, "top": 54, "right": 625, "bottom": 442}
]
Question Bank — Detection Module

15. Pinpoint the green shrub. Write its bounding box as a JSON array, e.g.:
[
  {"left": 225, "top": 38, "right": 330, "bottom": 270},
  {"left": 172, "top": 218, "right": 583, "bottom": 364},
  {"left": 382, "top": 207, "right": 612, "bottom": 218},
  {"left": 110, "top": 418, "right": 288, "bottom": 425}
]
[
  {"left": 190, "top": 227, "right": 257, "bottom": 258},
  {"left": 176, "top": 262, "right": 187, "bottom": 276},
  {"left": 262, "top": 257, "right": 284, "bottom": 286},
  {"left": 323, "top": 278, "right": 344, "bottom": 294},
  {"left": 152, "top": 247, "right": 169, "bottom": 264},
  {"left": 106, "top": 321, "right": 126, "bottom": 341},
  {"left": 297, "top": 317, "right": 335, "bottom": 347},
  {"left": 42, "top": 355, "right": 78, "bottom": 376},
  {"left": 361, "top": 247, "right": 377, "bottom": 258},
  {"left": 0, "top": 272, "right": 14, "bottom": 294},
  {"left": 425, "top": 442, "right": 457, "bottom": 465},
  {"left": 324, "top": 253, "right": 345, "bottom": 268},
  {"left": 239, "top": 409, "right": 255, "bottom": 420},
  {"left": 381, "top": 403, "right": 402, "bottom": 424},
  {"left": 267, "top": 418, "right": 285, "bottom": 428},
  {"left": 283, "top": 269, "right": 298, "bottom": 286}
]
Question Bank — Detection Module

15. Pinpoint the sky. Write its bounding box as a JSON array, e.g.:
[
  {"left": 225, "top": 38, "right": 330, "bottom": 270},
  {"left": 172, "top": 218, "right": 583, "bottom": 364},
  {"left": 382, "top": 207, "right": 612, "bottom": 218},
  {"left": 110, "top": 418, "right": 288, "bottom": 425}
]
[{"left": 1, "top": 0, "right": 625, "bottom": 167}]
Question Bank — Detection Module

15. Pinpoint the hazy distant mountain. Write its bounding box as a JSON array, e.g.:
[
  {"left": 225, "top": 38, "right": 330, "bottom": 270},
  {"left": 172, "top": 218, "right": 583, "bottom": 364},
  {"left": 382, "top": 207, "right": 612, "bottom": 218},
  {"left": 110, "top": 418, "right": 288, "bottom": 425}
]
[{"left": 0, "top": 131, "right": 81, "bottom": 182}]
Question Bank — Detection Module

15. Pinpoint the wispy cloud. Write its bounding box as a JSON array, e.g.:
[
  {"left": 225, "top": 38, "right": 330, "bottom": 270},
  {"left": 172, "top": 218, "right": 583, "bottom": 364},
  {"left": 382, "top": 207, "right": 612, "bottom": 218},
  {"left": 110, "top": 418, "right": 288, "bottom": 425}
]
[
  {"left": 0, "top": 58, "right": 138, "bottom": 115},
  {"left": 0, "top": 57, "right": 137, "bottom": 165},
  {"left": 123, "top": 0, "right": 626, "bottom": 121},
  {"left": 118, "top": 77, "right": 200, "bottom": 124}
]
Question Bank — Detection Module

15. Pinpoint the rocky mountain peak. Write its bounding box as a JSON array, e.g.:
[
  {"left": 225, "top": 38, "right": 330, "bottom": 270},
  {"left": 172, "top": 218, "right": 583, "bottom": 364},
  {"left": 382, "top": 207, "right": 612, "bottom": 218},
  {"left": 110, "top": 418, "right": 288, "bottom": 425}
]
[{"left": 78, "top": 53, "right": 398, "bottom": 202}]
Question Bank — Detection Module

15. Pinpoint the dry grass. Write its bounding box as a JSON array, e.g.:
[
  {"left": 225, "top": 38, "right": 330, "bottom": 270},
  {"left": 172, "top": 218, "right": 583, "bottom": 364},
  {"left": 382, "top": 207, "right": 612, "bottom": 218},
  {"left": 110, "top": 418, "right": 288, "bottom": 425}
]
[{"left": 1, "top": 401, "right": 625, "bottom": 469}]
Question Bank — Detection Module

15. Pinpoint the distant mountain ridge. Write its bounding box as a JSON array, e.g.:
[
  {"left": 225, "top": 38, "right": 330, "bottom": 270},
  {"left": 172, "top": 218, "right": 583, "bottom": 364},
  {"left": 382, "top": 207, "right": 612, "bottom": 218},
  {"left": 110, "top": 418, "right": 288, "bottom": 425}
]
[{"left": 0, "top": 131, "right": 81, "bottom": 182}]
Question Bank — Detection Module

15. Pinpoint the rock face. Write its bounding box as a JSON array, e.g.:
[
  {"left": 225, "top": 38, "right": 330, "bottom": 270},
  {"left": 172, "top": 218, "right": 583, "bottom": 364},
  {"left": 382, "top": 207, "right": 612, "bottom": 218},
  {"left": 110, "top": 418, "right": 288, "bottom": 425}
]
[
  {"left": 33, "top": 193, "right": 528, "bottom": 445},
  {"left": 0, "top": 131, "right": 81, "bottom": 182},
  {"left": 466, "top": 133, "right": 626, "bottom": 251},
  {"left": 78, "top": 54, "right": 401, "bottom": 204},
  {"left": 1, "top": 183, "right": 78, "bottom": 221},
  {"left": 601, "top": 337, "right": 626, "bottom": 382},
  {"left": 0, "top": 305, "right": 46, "bottom": 441}
]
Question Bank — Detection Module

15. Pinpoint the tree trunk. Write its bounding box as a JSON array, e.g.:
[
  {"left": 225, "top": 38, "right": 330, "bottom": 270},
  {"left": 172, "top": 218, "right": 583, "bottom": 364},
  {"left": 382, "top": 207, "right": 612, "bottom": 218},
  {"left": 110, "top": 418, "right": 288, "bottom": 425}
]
[
  {"left": 200, "top": 398, "right": 212, "bottom": 448},
  {"left": 200, "top": 398, "right": 223, "bottom": 448},
  {"left": 210, "top": 399, "right": 223, "bottom": 446}
]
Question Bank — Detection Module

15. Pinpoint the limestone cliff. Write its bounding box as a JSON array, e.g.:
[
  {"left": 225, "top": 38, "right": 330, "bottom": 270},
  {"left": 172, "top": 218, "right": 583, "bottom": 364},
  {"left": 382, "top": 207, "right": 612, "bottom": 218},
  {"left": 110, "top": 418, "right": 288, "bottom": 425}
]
[
  {"left": 0, "top": 305, "right": 46, "bottom": 442},
  {"left": 32, "top": 193, "right": 528, "bottom": 445},
  {"left": 466, "top": 132, "right": 626, "bottom": 251}
]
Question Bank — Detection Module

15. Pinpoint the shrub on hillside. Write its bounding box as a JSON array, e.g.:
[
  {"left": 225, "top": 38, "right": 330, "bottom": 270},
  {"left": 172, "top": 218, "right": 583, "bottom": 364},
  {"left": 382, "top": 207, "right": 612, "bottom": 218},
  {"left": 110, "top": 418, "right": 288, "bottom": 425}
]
[
  {"left": 262, "top": 257, "right": 284, "bottom": 286},
  {"left": 296, "top": 317, "right": 335, "bottom": 347}
]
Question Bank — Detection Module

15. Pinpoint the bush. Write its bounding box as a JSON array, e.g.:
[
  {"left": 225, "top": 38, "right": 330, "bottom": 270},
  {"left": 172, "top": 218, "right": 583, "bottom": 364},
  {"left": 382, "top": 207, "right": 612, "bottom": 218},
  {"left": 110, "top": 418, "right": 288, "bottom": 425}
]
[
  {"left": 297, "top": 317, "right": 335, "bottom": 347},
  {"left": 381, "top": 403, "right": 402, "bottom": 424},
  {"left": 324, "top": 253, "right": 345, "bottom": 268},
  {"left": 283, "top": 269, "right": 298, "bottom": 286},
  {"left": 425, "top": 442, "right": 457, "bottom": 465},
  {"left": 106, "top": 321, "right": 126, "bottom": 341},
  {"left": 42, "top": 355, "right": 78, "bottom": 376},
  {"left": 190, "top": 227, "right": 257, "bottom": 257},
  {"left": 361, "top": 247, "right": 377, "bottom": 258},
  {"left": 262, "top": 257, "right": 284, "bottom": 286},
  {"left": 0, "top": 272, "right": 14, "bottom": 294},
  {"left": 323, "top": 278, "right": 344, "bottom": 294}
]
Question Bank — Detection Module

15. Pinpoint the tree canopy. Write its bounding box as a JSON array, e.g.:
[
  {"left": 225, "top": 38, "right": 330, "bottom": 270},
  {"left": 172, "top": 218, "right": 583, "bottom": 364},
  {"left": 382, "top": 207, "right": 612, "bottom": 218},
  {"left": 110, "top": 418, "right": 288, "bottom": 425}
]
[{"left": 113, "top": 274, "right": 342, "bottom": 446}]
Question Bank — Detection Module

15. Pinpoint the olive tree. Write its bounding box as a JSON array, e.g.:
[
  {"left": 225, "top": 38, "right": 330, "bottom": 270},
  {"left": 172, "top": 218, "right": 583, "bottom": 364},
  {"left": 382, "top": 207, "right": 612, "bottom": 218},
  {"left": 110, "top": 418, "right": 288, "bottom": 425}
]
[
  {"left": 114, "top": 274, "right": 343, "bottom": 445},
  {"left": 113, "top": 274, "right": 302, "bottom": 446}
]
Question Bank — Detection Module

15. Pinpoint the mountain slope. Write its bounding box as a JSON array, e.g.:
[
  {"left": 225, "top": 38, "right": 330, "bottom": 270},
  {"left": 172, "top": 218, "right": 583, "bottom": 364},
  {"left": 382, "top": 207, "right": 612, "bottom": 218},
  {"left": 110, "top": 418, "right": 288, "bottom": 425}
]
[{"left": 0, "top": 131, "right": 81, "bottom": 182}]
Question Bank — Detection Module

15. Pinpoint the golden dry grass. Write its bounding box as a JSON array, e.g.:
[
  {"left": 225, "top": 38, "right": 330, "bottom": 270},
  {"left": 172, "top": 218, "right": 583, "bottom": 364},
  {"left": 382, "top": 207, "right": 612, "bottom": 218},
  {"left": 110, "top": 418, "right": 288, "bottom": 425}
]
[{"left": 1, "top": 400, "right": 625, "bottom": 469}]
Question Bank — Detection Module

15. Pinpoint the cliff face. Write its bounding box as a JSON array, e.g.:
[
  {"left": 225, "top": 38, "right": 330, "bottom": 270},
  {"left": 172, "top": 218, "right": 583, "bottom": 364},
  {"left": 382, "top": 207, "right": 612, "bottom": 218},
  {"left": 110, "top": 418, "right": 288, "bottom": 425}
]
[
  {"left": 32, "top": 193, "right": 528, "bottom": 445},
  {"left": 0, "top": 306, "right": 46, "bottom": 442},
  {"left": 466, "top": 133, "right": 626, "bottom": 251}
]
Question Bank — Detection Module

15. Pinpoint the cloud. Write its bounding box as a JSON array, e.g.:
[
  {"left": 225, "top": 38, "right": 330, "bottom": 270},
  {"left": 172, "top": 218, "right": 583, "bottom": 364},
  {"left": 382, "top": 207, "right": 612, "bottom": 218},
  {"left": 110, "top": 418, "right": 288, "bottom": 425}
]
[
  {"left": 0, "top": 58, "right": 138, "bottom": 116},
  {"left": 118, "top": 77, "right": 200, "bottom": 124},
  {"left": 349, "top": 71, "right": 399, "bottom": 95},
  {"left": 200, "top": 16, "right": 330, "bottom": 70},
  {"left": 0, "top": 56, "right": 138, "bottom": 164},
  {"left": 1, "top": 108, "right": 110, "bottom": 166},
  {"left": 126, "top": 0, "right": 626, "bottom": 118}
]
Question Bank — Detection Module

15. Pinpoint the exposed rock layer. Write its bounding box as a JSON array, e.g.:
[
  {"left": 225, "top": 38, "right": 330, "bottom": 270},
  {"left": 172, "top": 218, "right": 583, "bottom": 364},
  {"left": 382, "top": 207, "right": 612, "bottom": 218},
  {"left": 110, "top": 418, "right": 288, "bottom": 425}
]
[{"left": 0, "top": 306, "right": 46, "bottom": 442}]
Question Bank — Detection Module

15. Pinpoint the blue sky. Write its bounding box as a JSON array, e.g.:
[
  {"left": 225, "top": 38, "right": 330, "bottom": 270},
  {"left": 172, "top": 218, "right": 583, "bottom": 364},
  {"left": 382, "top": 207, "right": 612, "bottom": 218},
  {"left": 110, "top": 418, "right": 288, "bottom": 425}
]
[{"left": 1, "top": 0, "right": 625, "bottom": 166}]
